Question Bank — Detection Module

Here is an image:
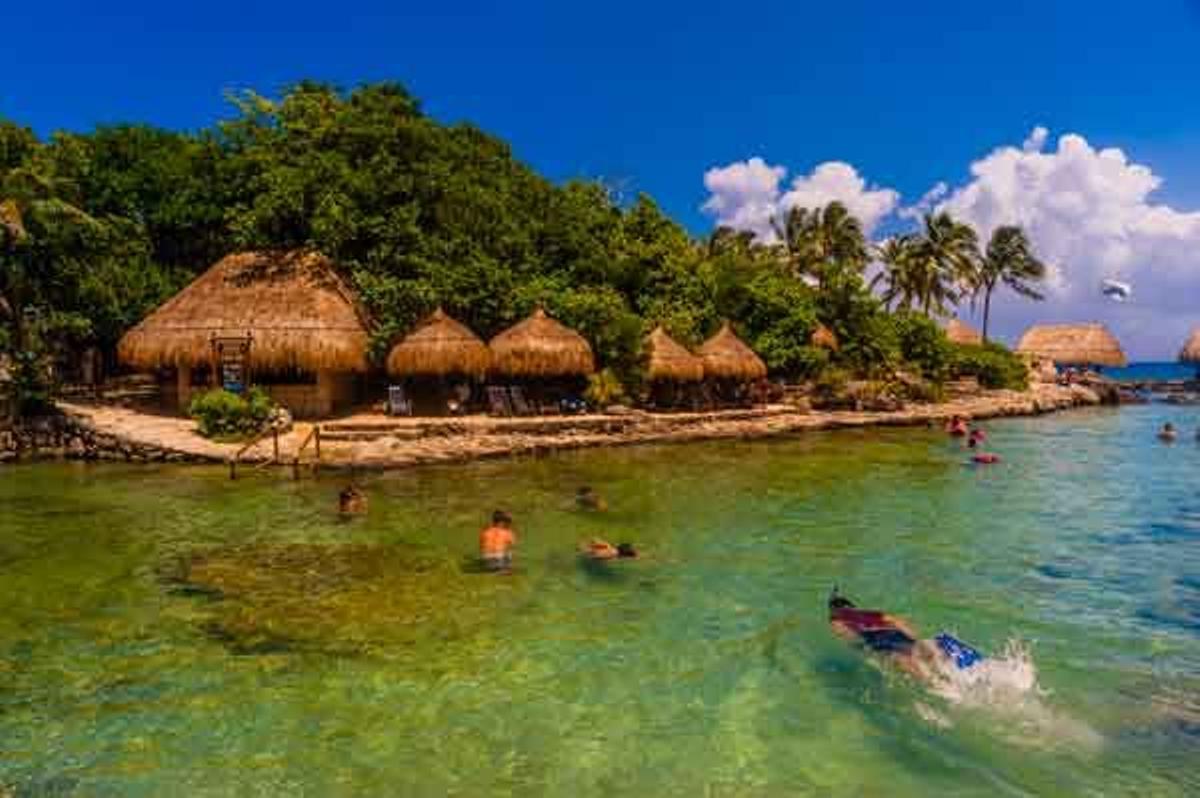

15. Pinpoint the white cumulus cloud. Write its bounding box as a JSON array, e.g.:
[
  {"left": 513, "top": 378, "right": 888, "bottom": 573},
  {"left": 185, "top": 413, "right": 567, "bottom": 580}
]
[
  {"left": 702, "top": 159, "right": 899, "bottom": 239},
  {"left": 938, "top": 128, "right": 1200, "bottom": 359}
]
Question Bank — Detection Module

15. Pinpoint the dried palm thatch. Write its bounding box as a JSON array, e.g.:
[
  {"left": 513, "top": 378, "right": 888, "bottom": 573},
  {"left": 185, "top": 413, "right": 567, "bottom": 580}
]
[
  {"left": 1179, "top": 328, "right": 1200, "bottom": 363},
  {"left": 698, "top": 322, "right": 768, "bottom": 380},
  {"left": 488, "top": 308, "right": 595, "bottom": 377},
  {"left": 118, "top": 250, "right": 371, "bottom": 373},
  {"left": 0, "top": 199, "right": 27, "bottom": 244},
  {"left": 944, "top": 318, "right": 983, "bottom": 346},
  {"left": 386, "top": 307, "right": 491, "bottom": 378},
  {"left": 1015, "top": 323, "right": 1127, "bottom": 368},
  {"left": 644, "top": 326, "right": 704, "bottom": 382},
  {"left": 811, "top": 323, "right": 839, "bottom": 351}
]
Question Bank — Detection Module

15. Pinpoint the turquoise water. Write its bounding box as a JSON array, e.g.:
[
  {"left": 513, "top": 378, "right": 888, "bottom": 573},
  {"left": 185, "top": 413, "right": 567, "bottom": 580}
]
[
  {"left": 1103, "top": 362, "right": 1197, "bottom": 382},
  {"left": 2, "top": 405, "right": 1200, "bottom": 795}
]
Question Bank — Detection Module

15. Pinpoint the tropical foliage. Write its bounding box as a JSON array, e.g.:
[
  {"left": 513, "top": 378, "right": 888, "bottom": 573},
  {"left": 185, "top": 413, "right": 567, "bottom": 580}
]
[{"left": 0, "top": 81, "right": 1047, "bottom": 416}]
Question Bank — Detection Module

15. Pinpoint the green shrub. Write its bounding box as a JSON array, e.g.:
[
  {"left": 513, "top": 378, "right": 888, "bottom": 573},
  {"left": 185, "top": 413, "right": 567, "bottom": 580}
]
[
  {"left": 951, "top": 343, "right": 1029, "bottom": 390},
  {"left": 584, "top": 368, "right": 627, "bottom": 409},
  {"left": 892, "top": 312, "right": 952, "bottom": 382},
  {"left": 189, "top": 387, "right": 275, "bottom": 439}
]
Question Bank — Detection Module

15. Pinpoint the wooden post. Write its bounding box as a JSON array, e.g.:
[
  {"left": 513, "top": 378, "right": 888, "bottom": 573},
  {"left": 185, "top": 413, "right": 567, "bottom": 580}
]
[
  {"left": 272, "top": 428, "right": 279, "bottom": 463},
  {"left": 229, "top": 458, "right": 236, "bottom": 480}
]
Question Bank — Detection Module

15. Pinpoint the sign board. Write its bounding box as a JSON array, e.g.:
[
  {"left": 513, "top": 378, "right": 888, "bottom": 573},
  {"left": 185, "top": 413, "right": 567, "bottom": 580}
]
[{"left": 210, "top": 334, "right": 253, "bottom": 395}]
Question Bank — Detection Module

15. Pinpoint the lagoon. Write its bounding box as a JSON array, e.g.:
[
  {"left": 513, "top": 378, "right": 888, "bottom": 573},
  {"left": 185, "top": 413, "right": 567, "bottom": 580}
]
[{"left": 2, "top": 404, "right": 1199, "bottom": 795}]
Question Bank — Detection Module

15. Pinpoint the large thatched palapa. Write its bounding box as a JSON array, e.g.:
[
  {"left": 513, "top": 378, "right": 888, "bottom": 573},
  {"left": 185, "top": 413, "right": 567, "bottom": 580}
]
[
  {"left": 118, "top": 250, "right": 370, "bottom": 417},
  {"left": 944, "top": 318, "right": 983, "bottom": 346},
  {"left": 387, "top": 308, "right": 490, "bottom": 378},
  {"left": 1015, "top": 323, "right": 1127, "bottom": 368},
  {"left": 698, "top": 322, "right": 767, "bottom": 381},
  {"left": 1178, "top": 328, "right": 1200, "bottom": 364},
  {"left": 488, "top": 308, "right": 595, "bottom": 378},
  {"left": 644, "top": 326, "right": 704, "bottom": 383}
]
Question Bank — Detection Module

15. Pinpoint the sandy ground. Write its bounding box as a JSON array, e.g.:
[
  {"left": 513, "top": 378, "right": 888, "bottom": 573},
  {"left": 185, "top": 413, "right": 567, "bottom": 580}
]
[{"left": 57, "top": 383, "right": 1100, "bottom": 470}]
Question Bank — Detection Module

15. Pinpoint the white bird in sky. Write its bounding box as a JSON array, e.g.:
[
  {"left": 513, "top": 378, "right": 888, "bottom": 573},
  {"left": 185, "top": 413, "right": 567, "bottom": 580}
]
[{"left": 1101, "top": 279, "right": 1132, "bottom": 302}]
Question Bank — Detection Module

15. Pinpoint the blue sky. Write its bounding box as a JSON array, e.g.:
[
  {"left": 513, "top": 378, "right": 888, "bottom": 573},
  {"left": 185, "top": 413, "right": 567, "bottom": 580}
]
[{"left": 5, "top": 1, "right": 1200, "bottom": 356}]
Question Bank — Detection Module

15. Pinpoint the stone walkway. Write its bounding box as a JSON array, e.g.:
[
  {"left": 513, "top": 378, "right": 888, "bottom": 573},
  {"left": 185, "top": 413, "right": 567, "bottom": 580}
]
[{"left": 56, "top": 383, "right": 1101, "bottom": 470}]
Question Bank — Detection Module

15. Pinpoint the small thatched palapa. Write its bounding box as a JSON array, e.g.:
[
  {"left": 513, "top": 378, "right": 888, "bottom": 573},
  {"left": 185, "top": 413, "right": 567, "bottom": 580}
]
[
  {"left": 488, "top": 308, "right": 595, "bottom": 378},
  {"left": 811, "top": 324, "right": 839, "bottom": 351},
  {"left": 945, "top": 318, "right": 983, "bottom": 346},
  {"left": 1178, "top": 328, "right": 1200, "bottom": 363},
  {"left": 1015, "top": 323, "right": 1127, "bottom": 368},
  {"left": 699, "top": 322, "right": 768, "bottom": 380},
  {"left": 645, "top": 326, "right": 704, "bottom": 383},
  {"left": 118, "top": 250, "right": 370, "bottom": 373},
  {"left": 387, "top": 308, "right": 490, "bottom": 378}
]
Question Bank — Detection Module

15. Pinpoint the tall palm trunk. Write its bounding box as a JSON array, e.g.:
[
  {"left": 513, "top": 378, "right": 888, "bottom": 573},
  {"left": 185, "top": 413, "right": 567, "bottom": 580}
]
[{"left": 981, "top": 287, "right": 992, "bottom": 343}]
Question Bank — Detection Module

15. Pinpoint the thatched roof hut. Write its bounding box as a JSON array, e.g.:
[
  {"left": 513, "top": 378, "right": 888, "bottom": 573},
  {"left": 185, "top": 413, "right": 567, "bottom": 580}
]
[
  {"left": 644, "top": 326, "right": 704, "bottom": 382},
  {"left": 1015, "top": 323, "right": 1127, "bottom": 368},
  {"left": 118, "top": 250, "right": 370, "bottom": 373},
  {"left": 698, "top": 322, "right": 768, "bottom": 380},
  {"left": 386, "top": 308, "right": 490, "bottom": 378},
  {"left": 811, "top": 324, "right": 839, "bottom": 351},
  {"left": 944, "top": 318, "right": 983, "bottom": 346},
  {"left": 1178, "top": 328, "right": 1200, "bottom": 363},
  {"left": 488, "top": 308, "right": 595, "bottom": 378}
]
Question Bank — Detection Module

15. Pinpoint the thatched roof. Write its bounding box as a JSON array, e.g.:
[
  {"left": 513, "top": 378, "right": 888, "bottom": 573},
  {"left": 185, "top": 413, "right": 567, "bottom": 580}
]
[
  {"left": 488, "top": 308, "right": 595, "bottom": 377},
  {"left": 945, "top": 318, "right": 983, "bottom": 346},
  {"left": 1015, "top": 323, "right": 1127, "bottom": 367},
  {"left": 386, "top": 307, "right": 490, "bottom": 378},
  {"left": 645, "top": 326, "right": 704, "bottom": 382},
  {"left": 1179, "top": 328, "right": 1200, "bottom": 363},
  {"left": 118, "top": 250, "right": 371, "bottom": 373},
  {"left": 698, "top": 322, "right": 768, "bottom": 380},
  {"left": 811, "top": 324, "right": 839, "bottom": 351}
]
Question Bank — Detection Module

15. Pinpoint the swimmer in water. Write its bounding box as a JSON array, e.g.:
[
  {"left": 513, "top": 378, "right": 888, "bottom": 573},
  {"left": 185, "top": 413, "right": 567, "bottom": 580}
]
[
  {"left": 579, "top": 538, "right": 638, "bottom": 561},
  {"left": 1158, "top": 423, "right": 1178, "bottom": 442},
  {"left": 575, "top": 486, "right": 608, "bottom": 512},
  {"left": 946, "top": 415, "right": 969, "bottom": 437},
  {"left": 967, "top": 429, "right": 1000, "bottom": 463},
  {"left": 828, "top": 588, "right": 984, "bottom": 684}
]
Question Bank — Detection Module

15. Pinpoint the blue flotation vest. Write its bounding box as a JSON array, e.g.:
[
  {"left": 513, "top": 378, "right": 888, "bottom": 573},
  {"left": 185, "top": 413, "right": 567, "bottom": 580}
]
[{"left": 934, "top": 633, "right": 984, "bottom": 669}]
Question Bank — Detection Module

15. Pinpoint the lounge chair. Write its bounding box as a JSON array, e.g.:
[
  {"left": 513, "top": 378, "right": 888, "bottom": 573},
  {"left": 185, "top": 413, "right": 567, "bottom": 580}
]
[
  {"left": 508, "top": 386, "right": 535, "bottom": 416},
  {"left": 387, "top": 385, "right": 412, "bottom": 416},
  {"left": 486, "top": 386, "right": 514, "bottom": 417}
]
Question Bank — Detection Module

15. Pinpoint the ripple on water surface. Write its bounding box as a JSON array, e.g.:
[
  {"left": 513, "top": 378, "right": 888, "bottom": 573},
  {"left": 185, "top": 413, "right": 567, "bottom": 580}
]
[{"left": 1, "top": 405, "right": 1200, "bottom": 795}]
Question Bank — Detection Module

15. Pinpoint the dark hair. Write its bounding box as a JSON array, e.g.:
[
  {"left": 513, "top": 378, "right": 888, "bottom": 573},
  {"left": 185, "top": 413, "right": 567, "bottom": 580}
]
[
  {"left": 492, "top": 510, "right": 512, "bottom": 526},
  {"left": 616, "top": 542, "right": 637, "bottom": 558},
  {"left": 577, "top": 486, "right": 593, "bottom": 495},
  {"left": 828, "top": 586, "right": 855, "bottom": 610}
]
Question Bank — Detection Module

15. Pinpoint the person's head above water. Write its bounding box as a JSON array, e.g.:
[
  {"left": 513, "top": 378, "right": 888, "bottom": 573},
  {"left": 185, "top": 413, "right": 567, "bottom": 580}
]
[
  {"left": 616, "top": 542, "right": 637, "bottom": 558},
  {"left": 491, "top": 509, "right": 513, "bottom": 527},
  {"left": 1164, "top": 423, "right": 1175, "bottom": 432}
]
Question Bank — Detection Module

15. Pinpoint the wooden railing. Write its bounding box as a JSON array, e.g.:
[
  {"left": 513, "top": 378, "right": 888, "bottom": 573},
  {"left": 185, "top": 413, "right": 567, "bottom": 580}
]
[
  {"left": 291, "top": 425, "right": 321, "bottom": 479},
  {"left": 228, "top": 425, "right": 280, "bottom": 480}
]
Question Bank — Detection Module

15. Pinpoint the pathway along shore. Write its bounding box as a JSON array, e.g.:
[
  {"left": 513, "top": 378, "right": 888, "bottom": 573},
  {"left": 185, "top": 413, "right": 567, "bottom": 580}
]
[{"left": 6, "top": 383, "right": 1105, "bottom": 470}]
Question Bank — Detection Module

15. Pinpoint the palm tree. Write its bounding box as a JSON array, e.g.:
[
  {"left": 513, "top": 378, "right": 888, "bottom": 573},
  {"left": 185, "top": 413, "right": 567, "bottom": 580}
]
[
  {"left": 907, "top": 212, "right": 979, "bottom": 316},
  {"left": 871, "top": 234, "right": 920, "bottom": 310},
  {"left": 974, "top": 225, "right": 1046, "bottom": 342},
  {"left": 770, "top": 201, "right": 869, "bottom": 287}
]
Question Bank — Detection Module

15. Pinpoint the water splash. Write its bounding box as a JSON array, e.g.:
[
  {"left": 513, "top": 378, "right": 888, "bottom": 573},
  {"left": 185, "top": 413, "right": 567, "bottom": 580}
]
[{"left": 924, "top": 639, "right": 1104, "bottom": 750}]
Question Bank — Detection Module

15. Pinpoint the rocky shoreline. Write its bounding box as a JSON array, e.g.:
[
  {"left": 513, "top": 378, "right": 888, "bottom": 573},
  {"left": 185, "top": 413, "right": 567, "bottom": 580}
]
[{"left": 0, "top": 383, "right": 1105, "bottom": 469}]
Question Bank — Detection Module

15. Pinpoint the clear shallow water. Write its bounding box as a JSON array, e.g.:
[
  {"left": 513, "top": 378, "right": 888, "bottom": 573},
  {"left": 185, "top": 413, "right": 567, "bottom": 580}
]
[{"left": 2, "top": 406, "right": 1199, "bottom": 796}]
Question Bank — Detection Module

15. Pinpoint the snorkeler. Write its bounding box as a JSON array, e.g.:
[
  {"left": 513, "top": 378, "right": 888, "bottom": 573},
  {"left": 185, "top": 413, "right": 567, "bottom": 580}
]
[
  {"left": 579, "top": 538, "right": 638, "bottom": 561},
  {"left": 828, "top": 588, "right": 984, "bottom": 683},
  {"left": 1158, "top": 423, "right": 1178, "bottom": 442},
  {"left": 575, "top": 486, "right": 608, "bottom": 512}
]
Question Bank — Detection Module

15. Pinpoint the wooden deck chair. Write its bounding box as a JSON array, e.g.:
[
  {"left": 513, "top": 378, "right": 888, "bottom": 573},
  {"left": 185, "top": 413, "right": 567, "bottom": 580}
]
[
  {"left": 486, "top": 385, "right": 514, "bottom": 417},
  {"left": 507, "top": 386, "right": 535, "bottom": 416},
  {"left": 387, "top": 385, "right": 412, "bottom": 416}
]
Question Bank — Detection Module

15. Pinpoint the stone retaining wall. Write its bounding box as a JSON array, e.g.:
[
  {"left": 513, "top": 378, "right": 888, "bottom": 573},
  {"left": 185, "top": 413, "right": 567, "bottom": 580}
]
[{"left": 0, "top": 410, "right": 208, "bottom": 464}]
